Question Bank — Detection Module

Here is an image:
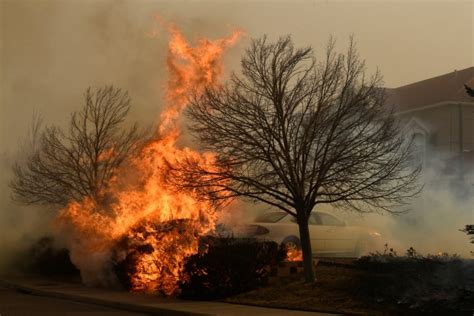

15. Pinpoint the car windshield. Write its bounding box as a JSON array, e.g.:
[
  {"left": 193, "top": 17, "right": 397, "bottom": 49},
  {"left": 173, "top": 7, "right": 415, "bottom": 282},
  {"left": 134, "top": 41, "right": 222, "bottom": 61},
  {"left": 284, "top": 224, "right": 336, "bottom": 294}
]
[
  {"left": 317, "top": 212, "right": 344, "bottom": 226},
  {"left": 254, "top": 212, "right": 287, "bottom": 223}
]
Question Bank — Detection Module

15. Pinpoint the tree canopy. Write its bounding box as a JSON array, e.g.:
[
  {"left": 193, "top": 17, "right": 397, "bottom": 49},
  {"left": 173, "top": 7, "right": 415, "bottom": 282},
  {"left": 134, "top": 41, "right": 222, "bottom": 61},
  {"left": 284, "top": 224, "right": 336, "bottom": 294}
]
[
  {"left": 11, "top": 86, "right": 141, "bottom": 206},
  {"left": 184, "top": 36, "right": 421, "bottom": 281}
]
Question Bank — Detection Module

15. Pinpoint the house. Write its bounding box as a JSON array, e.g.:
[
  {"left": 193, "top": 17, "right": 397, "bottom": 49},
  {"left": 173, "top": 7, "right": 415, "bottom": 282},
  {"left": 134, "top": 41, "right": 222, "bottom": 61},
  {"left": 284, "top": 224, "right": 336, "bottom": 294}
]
[{"left": 385, "top": 67, "right": 474, "bottom": 192}]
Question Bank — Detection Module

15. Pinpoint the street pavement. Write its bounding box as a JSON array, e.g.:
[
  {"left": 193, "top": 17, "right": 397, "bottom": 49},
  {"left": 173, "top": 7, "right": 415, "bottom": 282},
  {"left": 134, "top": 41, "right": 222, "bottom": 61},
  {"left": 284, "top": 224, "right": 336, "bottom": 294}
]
[
  {"left": 0, "top": 276, "right": 340, "bottom": 316},
  {"left": 0, "top": 285, "right": 148, "bottom": 316}
]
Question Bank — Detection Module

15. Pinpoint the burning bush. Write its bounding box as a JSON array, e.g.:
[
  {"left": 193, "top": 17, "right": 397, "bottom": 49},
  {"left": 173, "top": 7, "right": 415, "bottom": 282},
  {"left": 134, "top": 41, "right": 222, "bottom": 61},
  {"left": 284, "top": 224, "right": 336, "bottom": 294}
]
[
  {"left": 353, "top": 245, "right": 474, "bottom": 313},
  {"left": 51, "top": 24, "right": 241, "bottom": 295},
  {"left": 178, "top": 237, "right": 284, "bottom": 299},
  {"left": 113, "top": 219, "right": 206, "bottom": 295}
]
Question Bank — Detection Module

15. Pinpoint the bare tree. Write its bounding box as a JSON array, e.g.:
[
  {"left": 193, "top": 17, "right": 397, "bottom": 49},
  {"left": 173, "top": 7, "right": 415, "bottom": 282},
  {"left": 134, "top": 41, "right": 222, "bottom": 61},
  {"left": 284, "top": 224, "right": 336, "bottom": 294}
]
[
  {"left": 11, "top": 86, "right": 141, "bottom": 207},
  {"left": 184, "top": 36, "right": 421, "bottom": 282}
]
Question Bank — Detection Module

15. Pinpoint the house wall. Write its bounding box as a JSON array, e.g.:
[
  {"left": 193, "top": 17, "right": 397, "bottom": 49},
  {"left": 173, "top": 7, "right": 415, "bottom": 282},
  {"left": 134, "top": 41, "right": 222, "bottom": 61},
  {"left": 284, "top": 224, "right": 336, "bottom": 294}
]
[{"left": 399, "top": 102, "right": 474, "bottom": 182}]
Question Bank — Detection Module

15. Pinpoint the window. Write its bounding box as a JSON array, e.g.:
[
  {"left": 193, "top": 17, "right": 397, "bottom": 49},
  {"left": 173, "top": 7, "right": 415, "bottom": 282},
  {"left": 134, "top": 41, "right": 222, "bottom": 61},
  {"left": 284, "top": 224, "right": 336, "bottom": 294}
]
[
  {"left": 317, "top": 213, "right": 344, "bottom": 226},
  {"left": 254, "top": 212, "right": 287, "bottom": 223},
  {"left": 309, "top": 213, "right": 322, "bottom": 225},
  {"left": 411, "top": 132, "right": 426, "bottom": 168},
  {"left": 404, "top": 118, "right": 429, "bottom": 169},
  {"left": 288, "top": 214, "right": 324, "bottom": 225}
]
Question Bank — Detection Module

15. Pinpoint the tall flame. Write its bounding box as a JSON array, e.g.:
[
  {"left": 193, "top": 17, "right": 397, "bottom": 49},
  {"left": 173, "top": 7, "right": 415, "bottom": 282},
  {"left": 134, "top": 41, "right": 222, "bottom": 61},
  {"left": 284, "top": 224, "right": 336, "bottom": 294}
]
[{"left": 56, "top": 23, "right": 241, "bottom": 295}]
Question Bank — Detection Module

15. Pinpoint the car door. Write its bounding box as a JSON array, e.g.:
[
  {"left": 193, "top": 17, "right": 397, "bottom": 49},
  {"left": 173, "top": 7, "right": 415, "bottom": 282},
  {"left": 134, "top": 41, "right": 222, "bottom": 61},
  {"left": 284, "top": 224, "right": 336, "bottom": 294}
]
[
  {"left": 282, "top": 215, "right": 325, "bottom": 256},
  {"left": 308, "top": 213, "right": 328, "bottom": 255},
  {"left": 317, "top": 212, "right": 354, "bottom": 255}
]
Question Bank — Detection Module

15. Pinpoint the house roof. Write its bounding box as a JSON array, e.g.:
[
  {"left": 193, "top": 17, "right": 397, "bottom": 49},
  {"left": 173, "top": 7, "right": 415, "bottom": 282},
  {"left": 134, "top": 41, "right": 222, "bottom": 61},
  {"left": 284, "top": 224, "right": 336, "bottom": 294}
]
[{"left": 386, "top": 66, "right": 474, "bottom": 112}]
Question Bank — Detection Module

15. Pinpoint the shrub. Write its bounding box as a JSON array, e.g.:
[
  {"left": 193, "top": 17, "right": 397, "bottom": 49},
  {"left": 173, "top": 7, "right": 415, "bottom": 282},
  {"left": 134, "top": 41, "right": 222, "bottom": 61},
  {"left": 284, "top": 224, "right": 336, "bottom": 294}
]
[
  {"left": 354, "top": 245, "right": 473, "bottom": 313},
  {"left": 460, "top": 224, "right": 474, "bottom": 256},
  {"left": 22, "top": 236, "right": 80, "bottom": 277},
  {"left": 179, "top": 237, "right": 284, "bottom": 299},
  {"left": 113, "top": 219, "right": 198, "bottom": 293}
]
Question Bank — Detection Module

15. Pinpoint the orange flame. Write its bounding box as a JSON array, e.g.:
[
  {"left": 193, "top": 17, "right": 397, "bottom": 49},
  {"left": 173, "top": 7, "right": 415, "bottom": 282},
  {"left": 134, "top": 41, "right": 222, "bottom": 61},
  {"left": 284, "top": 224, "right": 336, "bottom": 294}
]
[
  {"left": 286, "top": 249, "right": 303, "bottom": 262},
  {"left": 56, "top": 23, "right": 241, "bottom": 295},
  {"left": 160, "top": 24, "right": 242, "bottom": 135}
]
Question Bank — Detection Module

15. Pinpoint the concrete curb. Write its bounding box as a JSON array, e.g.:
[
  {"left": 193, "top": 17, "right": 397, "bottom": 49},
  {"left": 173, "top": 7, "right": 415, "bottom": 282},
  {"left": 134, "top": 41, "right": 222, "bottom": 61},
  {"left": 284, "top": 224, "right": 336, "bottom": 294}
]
[
  {"left": 0, "top": 279, "right": 214, "bottom": 316},
  {"left": 221, "top": 301, "right": 363, "bottom": 316},
  {"left": 0, "top": 277, "right": 341, "bottom": 315}
]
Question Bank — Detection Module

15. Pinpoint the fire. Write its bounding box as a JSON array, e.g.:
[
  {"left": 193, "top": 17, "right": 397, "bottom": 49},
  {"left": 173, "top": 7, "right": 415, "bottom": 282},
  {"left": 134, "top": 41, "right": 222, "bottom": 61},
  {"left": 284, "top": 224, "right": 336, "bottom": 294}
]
[
  {"left": 56, "top": 23, "right": 241, "bottom": 295},
  {"left": 286, "top": 249, "right": 303, "bottom": 262}
]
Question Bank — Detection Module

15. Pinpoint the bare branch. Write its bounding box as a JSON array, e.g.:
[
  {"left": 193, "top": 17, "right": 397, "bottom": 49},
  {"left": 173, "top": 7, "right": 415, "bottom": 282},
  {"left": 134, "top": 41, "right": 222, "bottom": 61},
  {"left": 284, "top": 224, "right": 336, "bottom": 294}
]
[
  {"left": 185, "top": 36, "right": 420, "bottom": 220},
  {"left": 10, "top": 86, "right": 143, "bottom": 207}
]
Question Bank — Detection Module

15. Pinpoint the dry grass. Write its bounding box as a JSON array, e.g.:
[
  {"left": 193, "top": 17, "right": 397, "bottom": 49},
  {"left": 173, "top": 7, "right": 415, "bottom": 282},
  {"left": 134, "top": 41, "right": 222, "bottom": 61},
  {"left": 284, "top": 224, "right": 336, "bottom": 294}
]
[
  {"left": 224, "top": 262, "right": 388, "bottom": 315},
  {"left": 223, "top": 258, "right": 463, "bottom": 315}
]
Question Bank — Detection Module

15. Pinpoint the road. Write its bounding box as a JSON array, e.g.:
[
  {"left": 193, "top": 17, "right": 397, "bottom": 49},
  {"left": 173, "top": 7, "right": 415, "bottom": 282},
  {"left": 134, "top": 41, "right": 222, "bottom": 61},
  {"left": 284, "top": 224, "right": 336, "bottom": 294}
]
[{"left": 0, "top": 285, "right": 149, "bottom": 316}]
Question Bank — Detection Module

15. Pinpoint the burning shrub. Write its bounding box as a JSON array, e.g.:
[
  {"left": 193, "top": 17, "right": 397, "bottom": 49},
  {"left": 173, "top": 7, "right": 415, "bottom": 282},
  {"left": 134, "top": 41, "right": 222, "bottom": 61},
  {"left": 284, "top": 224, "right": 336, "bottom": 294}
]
[
  {"left": 179, "top": 237, "right": 284, "bottom": 299},
  {"left": 353, "top": 245, "right": 474, "bottom": 313},
  {"left": 113, "top": 219, "right": 205, "bottom": 295},
  {"left": 52, "top": 25, "right": 241, "bottom": 295}
]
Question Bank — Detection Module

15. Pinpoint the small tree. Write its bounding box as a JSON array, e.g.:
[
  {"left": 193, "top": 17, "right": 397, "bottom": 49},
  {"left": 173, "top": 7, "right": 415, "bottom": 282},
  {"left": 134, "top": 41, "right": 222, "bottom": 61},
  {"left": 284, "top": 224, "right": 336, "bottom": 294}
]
[
  {"left": 460, "top": 225, "right": 474, "bottom": 256},
  {"left": 11, "top": 86, "right": 141, "bottom": 207},
  {"left": 184, "top": 36, "right": 421, "bottom": 282},
  {"left": 464, "top": 84, "right": 474, "bottom": 97}
]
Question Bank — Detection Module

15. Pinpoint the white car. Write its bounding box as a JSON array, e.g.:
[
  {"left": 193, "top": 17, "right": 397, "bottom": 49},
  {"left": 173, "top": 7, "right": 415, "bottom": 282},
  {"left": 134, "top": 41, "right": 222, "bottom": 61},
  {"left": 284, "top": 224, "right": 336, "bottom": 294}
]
[{"left": 233, "top": 211, "right": 382, "bottom": 258}]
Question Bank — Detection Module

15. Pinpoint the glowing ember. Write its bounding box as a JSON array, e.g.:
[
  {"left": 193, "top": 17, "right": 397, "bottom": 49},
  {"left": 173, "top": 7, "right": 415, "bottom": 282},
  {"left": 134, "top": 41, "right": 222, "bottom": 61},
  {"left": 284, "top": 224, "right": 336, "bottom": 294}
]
[
  {"left": 55, "top": 22, "right": 241, "bottom": 295},
  {"left": 286, "top": 249, "right": 303, "bottom": 262}
]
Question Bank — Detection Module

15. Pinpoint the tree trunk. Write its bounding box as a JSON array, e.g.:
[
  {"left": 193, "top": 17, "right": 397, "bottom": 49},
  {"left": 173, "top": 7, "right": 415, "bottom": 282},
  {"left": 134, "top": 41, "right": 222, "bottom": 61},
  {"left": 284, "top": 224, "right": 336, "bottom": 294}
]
[{"left": 297, "top": 211, "right": 315, "bottom": 283}]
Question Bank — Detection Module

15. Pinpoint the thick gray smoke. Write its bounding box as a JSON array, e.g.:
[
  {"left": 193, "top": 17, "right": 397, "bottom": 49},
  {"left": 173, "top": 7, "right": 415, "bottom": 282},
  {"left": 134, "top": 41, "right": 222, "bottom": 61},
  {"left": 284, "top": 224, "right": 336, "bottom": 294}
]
[
  {"left": 0, "top": 150, "right": 55, "bottom": 273},
  {"left": 330, "top": 158, "right": 474, "bottom": 258}
]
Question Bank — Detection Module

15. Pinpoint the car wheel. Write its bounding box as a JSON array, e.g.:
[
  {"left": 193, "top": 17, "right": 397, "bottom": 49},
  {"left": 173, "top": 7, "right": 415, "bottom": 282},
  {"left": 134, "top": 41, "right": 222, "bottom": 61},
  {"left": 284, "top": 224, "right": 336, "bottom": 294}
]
[{"left": 281, "top": 236, "right": 301, "bottom": 251}]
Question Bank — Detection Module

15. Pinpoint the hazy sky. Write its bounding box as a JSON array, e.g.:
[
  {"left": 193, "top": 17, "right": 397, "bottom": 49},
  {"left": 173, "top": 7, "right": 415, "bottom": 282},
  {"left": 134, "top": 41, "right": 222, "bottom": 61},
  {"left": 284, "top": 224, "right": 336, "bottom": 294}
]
[
  {"left": 1, "top": 0, "right": 473, "bottom": 151},
  {"left": 0, "top": 0, "right": 472, "bottom": 259}
]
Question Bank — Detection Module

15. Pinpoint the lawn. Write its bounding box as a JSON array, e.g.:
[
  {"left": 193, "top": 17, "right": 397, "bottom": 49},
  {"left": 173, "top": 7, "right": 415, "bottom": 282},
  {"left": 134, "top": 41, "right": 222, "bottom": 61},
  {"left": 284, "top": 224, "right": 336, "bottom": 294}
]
[{"left": 224, "top": 256, "right": 474, "bottom": 315}]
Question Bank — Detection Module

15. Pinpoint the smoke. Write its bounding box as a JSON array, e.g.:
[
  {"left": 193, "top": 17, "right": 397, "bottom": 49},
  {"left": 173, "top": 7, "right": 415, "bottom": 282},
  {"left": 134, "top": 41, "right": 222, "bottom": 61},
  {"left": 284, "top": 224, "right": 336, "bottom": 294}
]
[
  {"left": 332, "top": 153, "right": 474, "bottom": 258},
  {"left": 0, "top": 0, "right": 243, "bottom": 275},
  {"left": 2, "top": 0, "right": 471, "bottom": 150},
  {"left": 69, "top": 244, "right": 120, "bottom": 288},
  {"left": 0, "top": 150, "right": 55, "bottom": 273},
  {"left": 0, "top": 0, "right": 471, "bottom": 279}
]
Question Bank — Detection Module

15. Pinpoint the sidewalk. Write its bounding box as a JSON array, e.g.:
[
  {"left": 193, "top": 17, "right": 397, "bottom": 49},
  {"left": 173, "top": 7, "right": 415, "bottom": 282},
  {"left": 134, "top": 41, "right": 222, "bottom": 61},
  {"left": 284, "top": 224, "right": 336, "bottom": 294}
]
[{"left": 0, "top": 276, "right": 340, "bottom": 316}]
